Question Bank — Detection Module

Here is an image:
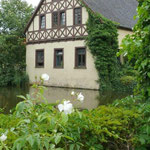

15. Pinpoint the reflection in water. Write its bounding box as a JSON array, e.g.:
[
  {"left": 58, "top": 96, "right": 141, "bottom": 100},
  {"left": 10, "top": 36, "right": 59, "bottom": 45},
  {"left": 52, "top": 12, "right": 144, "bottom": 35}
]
[
  {"left": 0, "top": 86, "right": 131, "bottom": 113},
  {"left": 0, "top": 87, "right": 29, "bottom": 113},
  {"left": 98, "top": 91, "right": 132, "bottom": 105},
  {"left": 30, "top": 87, "right": 100, "bottom": 110}
]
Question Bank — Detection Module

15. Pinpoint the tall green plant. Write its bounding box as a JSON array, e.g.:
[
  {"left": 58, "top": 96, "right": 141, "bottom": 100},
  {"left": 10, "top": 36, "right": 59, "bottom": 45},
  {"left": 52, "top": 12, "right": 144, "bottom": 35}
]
[
  {"left": 84, "top": 8, "right": 120, "bottom": 91},
  {"left": 120, "top": 0, "right": 150, "bottom": 100}
]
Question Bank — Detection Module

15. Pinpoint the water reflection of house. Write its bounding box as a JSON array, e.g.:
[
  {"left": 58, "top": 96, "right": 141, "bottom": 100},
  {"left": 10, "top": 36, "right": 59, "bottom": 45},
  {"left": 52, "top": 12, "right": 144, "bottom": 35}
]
[{"left": 24, "top": 0, "right": 137, "bottom": 90}]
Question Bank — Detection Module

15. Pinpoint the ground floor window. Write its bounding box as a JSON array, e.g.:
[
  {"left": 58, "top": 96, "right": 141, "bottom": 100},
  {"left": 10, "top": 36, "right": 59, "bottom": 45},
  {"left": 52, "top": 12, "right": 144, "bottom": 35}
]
[
  {"left": 35, "top": 49, "right": 44, "bottom": 68},
  {"left": 75, "top": 47, "right": 86, "bottom": 68},
  {"left": 54, "top": 49, "right": 64, "bottom": 68},
  {"left": 35, "top": 47, "right": 87, "bottom": 69}
]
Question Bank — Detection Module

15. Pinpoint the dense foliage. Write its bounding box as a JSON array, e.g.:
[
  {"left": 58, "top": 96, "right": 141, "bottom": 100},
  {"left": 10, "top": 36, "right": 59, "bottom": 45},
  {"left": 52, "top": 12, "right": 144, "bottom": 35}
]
[
  {"left": 84, "top": 5, "right": 120, "bottom": 91},
  {"left": 0, "top": 84, "right": 150, "bottom": 150},
  {"left": 0, "top": 0, "right": 34, "bottom": 86},
  {"left": 120, "top": 0, "right": 150, "bottom": 100}
]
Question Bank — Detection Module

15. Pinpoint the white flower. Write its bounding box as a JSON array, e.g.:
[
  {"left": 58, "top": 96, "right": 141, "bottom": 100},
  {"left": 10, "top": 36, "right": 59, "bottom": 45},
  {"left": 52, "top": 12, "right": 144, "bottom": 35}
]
[
  {"left": 41, "top": 73, "right": 50, "bottom": 81},
  {"left": 77, "top": 93, "right": 84, "bottom": 103},
  {"left": 58, "top": 101, "right": 73, "bottom": 115},
  {"left": 0, "top": 134, "right": 7, "bottom": 142},
  {"left": 71, "top": 91, "right": 75, "bottom": 96}
]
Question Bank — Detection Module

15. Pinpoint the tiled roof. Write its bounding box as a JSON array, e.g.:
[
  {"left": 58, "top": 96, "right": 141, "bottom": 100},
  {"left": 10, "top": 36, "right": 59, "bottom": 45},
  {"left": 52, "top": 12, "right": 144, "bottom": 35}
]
[{"left": 83, "top": 0, "right": 138, "bottom": 29}]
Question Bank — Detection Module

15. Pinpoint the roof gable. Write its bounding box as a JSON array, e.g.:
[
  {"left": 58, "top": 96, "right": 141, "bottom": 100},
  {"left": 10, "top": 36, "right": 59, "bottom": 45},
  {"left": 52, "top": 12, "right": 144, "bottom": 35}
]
[
  {"left": 24, "top": 0, "right": 138, "bottom": 33},
  {"left": 24, "top": 0, "right": 44, "bottom": 33}
]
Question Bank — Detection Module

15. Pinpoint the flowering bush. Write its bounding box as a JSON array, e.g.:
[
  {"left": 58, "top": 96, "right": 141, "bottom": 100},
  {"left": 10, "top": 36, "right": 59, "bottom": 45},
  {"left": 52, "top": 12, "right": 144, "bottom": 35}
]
[
  {"left": 58, "top": 101, "right": 73, "bottom": 115},
  {"left": 0, "top": 74, "right": 150, "bottom": 149}
]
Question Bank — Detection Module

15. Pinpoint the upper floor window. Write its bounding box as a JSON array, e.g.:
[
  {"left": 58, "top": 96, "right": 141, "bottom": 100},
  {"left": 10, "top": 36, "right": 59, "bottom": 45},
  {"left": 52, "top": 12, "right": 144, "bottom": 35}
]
[
  {"left": 60, "top": 11, "right": 66, "bottom": 26},
  {"left": 52, "top": 11, "right": 66, "bottom": 28},
  {"left": 75, "top": 47, "right": 86, "bottom": 68},
  {"left": 74, "top": 7, "right": 82, "bottom": 25},
  {"left": 52, "top": 12, "right": 58, "bottom": 27},
  {"left": 40, "top": 15, "right": 46, "bottom": 29},
  {"left": 36, "top": 49, "right": 44, "bottom": 68},
  {"left": 54, "top": 49, "right": 64, "bottom": 68}
]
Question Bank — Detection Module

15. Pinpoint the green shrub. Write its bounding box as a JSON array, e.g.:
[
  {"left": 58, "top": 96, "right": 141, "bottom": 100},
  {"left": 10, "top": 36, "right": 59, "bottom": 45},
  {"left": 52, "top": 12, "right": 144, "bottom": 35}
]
[
  {"left": 0, "top": 82, "right": 150, "bottom": 150},
  {"left": 113, "top": 95, "right": 142, "bottom": 109},
  {"left": 87, "top": 105, "right": 141, "bottom": 150},
  {"left": 12, "top": 71, "right": 29, "bottom": 87},
  {"left": 120, "top": 76, "right": 135, "bottom": 86},
  {"left": 0, "top": 98, "right": 142, "bottom": 150},
  {"left": 113, "top": 96, "right": 150, "bottom": 150}
]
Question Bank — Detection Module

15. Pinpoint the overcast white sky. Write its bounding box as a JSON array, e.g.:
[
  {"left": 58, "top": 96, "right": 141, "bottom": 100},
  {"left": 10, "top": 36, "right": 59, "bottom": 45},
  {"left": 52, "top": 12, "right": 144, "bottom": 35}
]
[{"left": 25, "top": 0, "right": 40, "bottom": 7}]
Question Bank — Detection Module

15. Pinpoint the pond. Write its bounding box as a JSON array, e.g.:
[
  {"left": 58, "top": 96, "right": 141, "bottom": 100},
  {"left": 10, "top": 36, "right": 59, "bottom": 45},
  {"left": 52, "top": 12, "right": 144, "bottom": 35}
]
[{"left": 0, "top": 86, "right": 131, "bottom": 113}]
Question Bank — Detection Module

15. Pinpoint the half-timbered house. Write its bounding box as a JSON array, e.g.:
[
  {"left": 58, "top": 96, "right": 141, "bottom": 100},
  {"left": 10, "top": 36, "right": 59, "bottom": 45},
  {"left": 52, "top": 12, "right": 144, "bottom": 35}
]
[{"left": 24, "top": 0, "right": 137, "bottom": 90}]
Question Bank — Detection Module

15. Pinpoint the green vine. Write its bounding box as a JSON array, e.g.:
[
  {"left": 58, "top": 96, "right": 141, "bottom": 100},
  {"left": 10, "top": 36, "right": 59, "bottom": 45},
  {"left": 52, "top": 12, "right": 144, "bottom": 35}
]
[{"left": 80, "top": 1, "right": 120, "bottom": 91}]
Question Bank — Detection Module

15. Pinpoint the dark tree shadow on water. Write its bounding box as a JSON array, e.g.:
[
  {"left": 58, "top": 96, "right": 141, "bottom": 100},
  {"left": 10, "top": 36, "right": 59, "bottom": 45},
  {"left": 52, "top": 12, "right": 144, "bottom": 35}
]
[
  {"left": 0, "top": 86, "right": 29, "bottom": 114},
  {"left": 97, "top": 90, "right": 132, "bottom": 105}
]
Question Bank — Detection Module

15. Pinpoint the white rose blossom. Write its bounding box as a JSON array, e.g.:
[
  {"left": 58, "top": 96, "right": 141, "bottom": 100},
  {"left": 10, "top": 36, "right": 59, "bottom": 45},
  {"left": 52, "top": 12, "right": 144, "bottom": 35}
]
[
  {"left": 41, "top": 74, "right": 50, "bottom": 81},
  {"left": 0, "top": 134, "right": 7, "bottom": 142},
  {"left": 77, "top": 93, "right": 84, "bottom": 103},
  {"left": 71, "top": 91, "right": 75, "bottom": 96},
  {"left": 58, "top": 101, "right": 73, "bottom": 115}
]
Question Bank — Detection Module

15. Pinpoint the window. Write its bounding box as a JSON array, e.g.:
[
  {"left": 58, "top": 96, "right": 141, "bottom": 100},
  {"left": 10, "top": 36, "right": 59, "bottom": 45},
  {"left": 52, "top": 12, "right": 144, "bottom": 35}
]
[
  {"left": 52, "top": 12, "right": 58, "bottom": 27},
  {"left": 74, "top": 8, "right": 82, "bottom": 25},
  {"left": 40, "top": 15, "right": 46, "bottom": 29},
  {"left": 52, "top": 11, "right": 66, "bottom": 27},
  {"left": 36, "top": 50, "right": 44, "bottom": 68},
  {"left": 60, "top": 11, "right": 66, "bottom": 26},
  {"left": 54, "top": 49, "right": 64, "bottom": 68},
  {"left": 75, "top": 47, "right": 86, "bottom": 68}
]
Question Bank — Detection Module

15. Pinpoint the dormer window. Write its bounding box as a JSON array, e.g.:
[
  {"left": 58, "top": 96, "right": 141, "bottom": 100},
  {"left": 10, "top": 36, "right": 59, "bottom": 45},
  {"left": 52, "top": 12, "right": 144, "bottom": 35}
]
[
  {"left": 74, "top": 7, "right": 82, "bottom": 25},
  {"left": 40, "top": 15, "right": 46, "bottom": 29},
  {"left": 52, "top": 11, "right": 66, "bottom": 28}
]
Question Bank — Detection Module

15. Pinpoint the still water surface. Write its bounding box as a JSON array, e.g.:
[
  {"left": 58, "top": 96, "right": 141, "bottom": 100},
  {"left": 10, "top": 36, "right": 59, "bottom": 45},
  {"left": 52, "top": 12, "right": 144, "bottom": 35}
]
[{"left": 0, "top": 86, "right": 130, "bottom": 113}]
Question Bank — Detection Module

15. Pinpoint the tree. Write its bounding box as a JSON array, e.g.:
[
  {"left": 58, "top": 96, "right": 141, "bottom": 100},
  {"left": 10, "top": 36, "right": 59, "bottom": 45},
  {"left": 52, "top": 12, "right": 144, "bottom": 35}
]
[
  {"left": 120, "top": 0, "right": 150, "bottom": 100},
  {"left": 0, "top": 0, "right": 34, "bottom": 86},
  {"left": 0, "top": 0, "right": 33, "bottom": 35}
]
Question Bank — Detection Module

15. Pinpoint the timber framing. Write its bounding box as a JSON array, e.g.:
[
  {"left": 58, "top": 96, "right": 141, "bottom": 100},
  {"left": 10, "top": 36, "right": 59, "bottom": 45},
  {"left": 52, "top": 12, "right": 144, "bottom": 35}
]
[
  {"left": 24, "top": 0, "right": 82, "bottom": 33},
  {"left": 27, "top": 24, "right": 87, "bottom": 44},
  {"left": 25, "top": 0, "right": 88, "bottom": 44},
  {"left": 25, "top": 0, "right": 136, "bottom": 45}
]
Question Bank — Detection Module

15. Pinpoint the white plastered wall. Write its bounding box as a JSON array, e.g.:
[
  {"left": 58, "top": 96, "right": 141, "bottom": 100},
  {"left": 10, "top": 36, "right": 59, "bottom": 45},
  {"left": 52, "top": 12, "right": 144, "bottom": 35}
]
[
  {"left": 26, "top": 40, "right": 99, "bottom": 90},
  {"left": 118, "top": 29, "right": 133, "bottom": 63},
  {"left": 118, "top": 29, "right": 132, "bottom": 46}
]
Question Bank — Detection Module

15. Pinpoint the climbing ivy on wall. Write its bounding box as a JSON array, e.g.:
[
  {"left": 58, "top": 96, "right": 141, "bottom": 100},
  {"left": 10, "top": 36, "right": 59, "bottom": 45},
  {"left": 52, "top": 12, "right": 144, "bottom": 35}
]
[{"left": 80, "top": 1, "right": 120, "bottom": 91}]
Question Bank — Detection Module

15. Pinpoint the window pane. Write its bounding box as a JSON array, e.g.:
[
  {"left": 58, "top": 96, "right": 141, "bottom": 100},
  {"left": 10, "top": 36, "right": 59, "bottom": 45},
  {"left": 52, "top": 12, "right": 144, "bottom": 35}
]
[
  {"left": 53, "top": 12, "right": 58, "bottom": 27},
  {"left": 82, "top": 55, "right": 85, "bottom": 66},
  {"left": 40, "top": 15, "right": 45, "bottom": 29},
  {"left": 74, "top": 8, "right": 81, "bottom": 25},
  {"left": 78, "top": 49, "right": 85, "bottom": 55},
  {"left": 36, "top": 50, "right": 44, "bottom": 67},
  {"left": 76, "top": 48, "right": 86, "bottom": 67},
  {"left": 60, "top": 12, "right": 66, "bottom": 26},
  {"left": 78, "top": 55, "right": 82, "bottom": 66},
  {"left": 55, "top": 50, "right": 63, "bottom": 68}
]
